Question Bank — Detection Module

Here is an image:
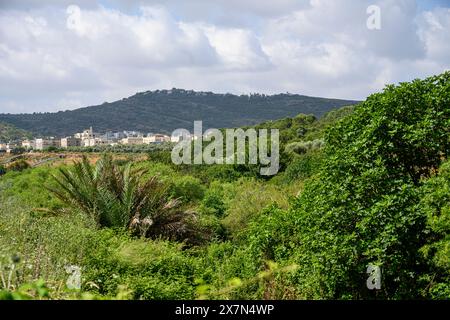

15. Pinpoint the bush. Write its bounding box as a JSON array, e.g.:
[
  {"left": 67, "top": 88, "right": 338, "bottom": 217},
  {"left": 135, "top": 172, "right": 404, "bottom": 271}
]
[
  {"left": 0, "top": 166, "right": 62, "bottom": 209},
  {"left": 221, "top": 179, "right": 290, "bottom": 238},
  {"left": 284, "top": 139, "right": 324, "bottom": 155},
  {"left": 418, "top": 160, "right": 450, "bottom": 299},
  {"left": 244, "top": 72, "right": 450, "bottom": 299},
  {"left": 283, "top": 150, "right": 324, "bottom": 182},
  {"left": 7, "top": 159, "right": 30, "bottom": 172},
  {"left": 200, "top": 181, "right": 227, "bottom": 216},
  {"left": 169, "top": 175, "right": 205, "bottom": 203},
  {"left": 0, "top": 196, "right": 95, "bottom": 296},
  {"left": 82, "top": 233, "right": 198, "bottom": 299}
]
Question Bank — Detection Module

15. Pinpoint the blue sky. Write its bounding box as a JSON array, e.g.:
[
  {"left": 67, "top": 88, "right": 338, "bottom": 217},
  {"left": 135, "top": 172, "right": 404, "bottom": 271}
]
[
  {"left": 0, "top": 0, "right": 449, "bottom": 113},
  {"left": 417, "top": 0, "right": 450, "bottom": 10}
]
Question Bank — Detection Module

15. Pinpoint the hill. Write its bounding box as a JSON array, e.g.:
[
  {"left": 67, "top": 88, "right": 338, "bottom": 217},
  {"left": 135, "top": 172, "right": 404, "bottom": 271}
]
[
  {"left": 0, "top": 89, "right": 359, "bottom": 137},
  {"left": 0, "top": 122, "right": 32, "bottom": 142}
]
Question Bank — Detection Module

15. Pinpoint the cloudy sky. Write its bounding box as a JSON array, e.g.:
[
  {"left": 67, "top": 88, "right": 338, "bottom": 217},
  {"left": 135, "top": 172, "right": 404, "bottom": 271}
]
[{"left": 0, "top": 0, "right": 449, "bottom": 113}]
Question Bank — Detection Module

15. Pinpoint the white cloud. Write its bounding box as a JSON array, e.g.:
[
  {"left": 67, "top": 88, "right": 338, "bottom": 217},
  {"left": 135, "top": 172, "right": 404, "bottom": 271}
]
[{"left": 0, "top": 0, "right": 449, "bottom": 113}]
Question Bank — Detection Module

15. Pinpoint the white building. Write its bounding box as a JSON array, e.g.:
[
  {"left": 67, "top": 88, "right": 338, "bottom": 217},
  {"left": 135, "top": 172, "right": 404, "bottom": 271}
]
[
  {"left": 82, "top": 138, "right": 102, "bottom": 147},
  {"left": 144, "top": 134, "right": 171, "bottom": 144},
  {"left": 121, "top": 137, "right": 144, "bottom": 145},
  {"left": 22, "top": 139, "right": 35, "bottom": 149},
  {"left": 171, "top": 132, "right": 191, "bottom": 143},
  {"left": 73, "top": 127, "right": 101, "bottom": 147},
  {"left": 6, "top": 142, "right": 20, "bottom": 153},
  {"left": 61, "top": 137, "right": 81, "bottom": 148},
  {"left": 35, "top": 138, "right": 60, "bottom": 150}
]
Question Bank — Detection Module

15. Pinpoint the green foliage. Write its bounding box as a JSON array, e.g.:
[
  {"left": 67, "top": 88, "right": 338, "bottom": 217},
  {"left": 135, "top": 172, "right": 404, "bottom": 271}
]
[
  {"left": 0, "top": 279, "right": 50, "bottom": 300},
  {"left": 418, "top": 160, "right": 450, "bottom": 299},
  {"left": 67, "top": 142, "right": 173, "bottom": 154},
  {"left": 284, "top": 139, "right": 324, "bottom": 155},
  {"left": 245, "top": 71, "right": 450, "bottom": 299},
  {"left": 282, "top": 150, "right": 324, "bottom": 182},
  {"left": 82, "top": 231, "right": 199, "bottom": 299},
  {"left": 200, "top": 181, "right": 227, "bottom": 216},
  {"left": 0, "top": 122, "right": 32, "bottom": 142},
  {"left": 49, "top": 155, "right": 201, "bottom": 243},
  {"left": 221, "top": 179, "right": 290, "bottom": 238},
  {"left": 168, "top": 175, "right": 205, "bottom": 203},
  {"left": 195, "top": 242, "right": 262, "bottom": 299},
  {"left": 7, "top": 159, "right": 30, "bottom": 172},
  {"left": 0, "top": 196, "right": 95, "bottom": 297},
  {"left": 9, "top": 147, "right": 27, "bottom": 155},
  {"left": 147, "top": 150, "right": 173, "bottom": 164},
  {"left": 1, "top": 73, "right": 449, "bottom": 301},
  {"left": 0, "top": 166, "right": 62, "bottom": 209}
]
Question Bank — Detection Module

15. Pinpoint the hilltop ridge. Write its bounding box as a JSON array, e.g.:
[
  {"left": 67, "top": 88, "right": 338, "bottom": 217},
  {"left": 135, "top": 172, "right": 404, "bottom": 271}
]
[{"left": 0, "top": 88, "right": 359, "bottom": 137}]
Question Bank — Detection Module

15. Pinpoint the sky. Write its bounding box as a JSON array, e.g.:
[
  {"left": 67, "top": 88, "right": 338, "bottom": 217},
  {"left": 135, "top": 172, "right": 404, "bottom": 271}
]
[{"left": 0, "top": 0, "right": 449, "bottom": 113}]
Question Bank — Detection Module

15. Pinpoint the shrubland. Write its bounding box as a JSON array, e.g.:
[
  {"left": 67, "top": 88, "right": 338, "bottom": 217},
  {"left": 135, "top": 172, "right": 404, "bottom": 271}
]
[{"left": 0, "top": 72, "right": 449, "bottom": 300}]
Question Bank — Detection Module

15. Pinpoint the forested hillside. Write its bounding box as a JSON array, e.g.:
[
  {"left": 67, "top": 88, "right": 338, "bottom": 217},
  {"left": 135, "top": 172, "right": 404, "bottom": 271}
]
[
  {"left": 0, "top": 89, "right": 358, "bottom": 137},
  {"left": 0, "top": 122, "right": 32, "bottom": 142}
]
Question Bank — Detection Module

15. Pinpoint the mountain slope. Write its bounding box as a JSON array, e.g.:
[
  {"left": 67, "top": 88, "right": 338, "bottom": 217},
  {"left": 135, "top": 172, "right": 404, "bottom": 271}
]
[
  {"left": 0, "top": 122, "right": 32, "bottom": 142},
  {"left": 0, "top": 89, "right": 359, "bottom": 137}
]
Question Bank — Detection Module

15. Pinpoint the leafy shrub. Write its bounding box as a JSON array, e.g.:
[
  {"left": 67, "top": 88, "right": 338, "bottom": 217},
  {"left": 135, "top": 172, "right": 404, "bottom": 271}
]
[
  {"left": 199, "top": 181, "right": 227, "bottom": 216},
  {"left": 221, "top": 179, "right": 290, "bottom": 238},
  {"left": 169, "top": 175, "right": 205, "bottom": 203},
  {"left": 418, "top": 160, "right": 450, "bottom": 299},
  {"left": 283, "top": 150, "right": 324, "bottom": 182},
  {"left": 284, "top": 139, "right": 324, "bottom": 155},
  {"left": 147, "top": 150, "right": 173, "bottom": 164},
  {"left": 7, "top": 159, "right": 30, "bottom": 172},
  {"left": 195, "top": 242, "right": 263, "bottom": 299},
  {"left": 0, "top": 196, "right": 95, "bottom": 296},
  {"left": 0, "top": 166, "right": 62, "bottom": 209},
  {"left": 82, "top": 232, "right": 198, "bottom": 299}
]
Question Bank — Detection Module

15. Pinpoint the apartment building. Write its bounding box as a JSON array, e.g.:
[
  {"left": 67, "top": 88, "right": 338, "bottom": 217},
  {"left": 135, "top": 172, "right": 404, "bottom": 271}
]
[{"left": 35, "top": 138, "right": 60, "bottom": 150}]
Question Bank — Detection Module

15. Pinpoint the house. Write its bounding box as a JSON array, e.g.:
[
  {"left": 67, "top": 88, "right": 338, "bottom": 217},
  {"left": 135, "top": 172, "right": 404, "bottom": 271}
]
[
  {"left": 82, "top": 138, "right": 101, "bottom": 147},
  {"left": 74, "top": 127, "right": 100, "bottom": 147},
  {"left": 120, "top": 137, "right": 144, "bottom": 145},
  {"left": 61, "top": 137, "right": 81, "bottom": 148},
  {"left": 144, "top": 134, "right": 171, "bottom": 144},
  {"left": 35, "top": 138, "right": 60, "bottom": 150},
  {"left": 79, "top": 127, "right": 97, "bottom": 140},
  {"left": 6, "top": 142, "right": 20, "bottom": 153},
  {"left": 22, "top": 139, "right": 36, "bottom": 150}
]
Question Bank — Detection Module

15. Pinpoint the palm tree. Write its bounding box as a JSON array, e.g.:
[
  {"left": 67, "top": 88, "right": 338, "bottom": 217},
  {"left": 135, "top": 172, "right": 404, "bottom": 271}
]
[{"left": 48, "top": 155, "right": 199, "bottom": 242}]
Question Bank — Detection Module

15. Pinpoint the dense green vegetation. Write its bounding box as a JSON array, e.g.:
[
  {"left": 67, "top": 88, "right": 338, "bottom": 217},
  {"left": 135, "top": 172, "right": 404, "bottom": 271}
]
[
  {"left": 0, "top": 72, "right": 449, "bottom": 300},
  {"left": 0, "top": 89, "right": 358, "bottom": 137}
]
